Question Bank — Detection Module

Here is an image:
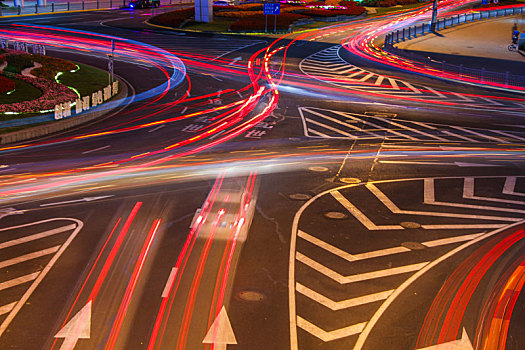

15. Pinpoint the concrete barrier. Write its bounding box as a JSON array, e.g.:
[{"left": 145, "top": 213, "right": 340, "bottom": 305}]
[{"left": 0, "top": 78, "right": 129, "bottom": 144}]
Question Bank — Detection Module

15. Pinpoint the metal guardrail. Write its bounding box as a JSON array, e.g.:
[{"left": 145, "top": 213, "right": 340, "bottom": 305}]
[
  {"left": 383, "top": 6, "right": 525, "bottom": 88},
  {"left": 0, "top": 0, "right": 190, "bottom": 16}
]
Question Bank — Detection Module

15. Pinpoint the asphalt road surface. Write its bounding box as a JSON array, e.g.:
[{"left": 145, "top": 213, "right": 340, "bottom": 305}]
[{"left": 0, "top": 2, "right": 524, "bottom": 349}]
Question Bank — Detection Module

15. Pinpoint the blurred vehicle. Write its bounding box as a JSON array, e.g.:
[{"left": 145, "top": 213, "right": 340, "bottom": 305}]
[
  {"left": 213, "top": 0, "right": 234, "bottom": 5},
  {"left": 129, "top": 0, "right": 160, "bottom": 8}
]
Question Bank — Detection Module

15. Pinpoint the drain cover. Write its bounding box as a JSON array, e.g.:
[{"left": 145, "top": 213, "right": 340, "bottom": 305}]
[
  {"left": 339, "top": 177, "right": 361, "bottom": 184},
  {"left": 324, "top": 211, "right": 348, "bottom": 220},
  {"left": 237, "top": 290, "right": 265, "bottom": 302},
  {"left": 289, "top": 193, "right": 312, "bottom": 201},
  {"left": 400, "top": 221, "right": 421, "bottom": 229},
  {"left": 308, "top": 166, "right": 329, "bottom": 172}
]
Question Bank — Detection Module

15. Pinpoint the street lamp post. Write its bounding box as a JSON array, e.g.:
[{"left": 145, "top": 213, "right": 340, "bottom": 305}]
[{"left": 430, "top": 0, "right": 438, "bottom": 31}]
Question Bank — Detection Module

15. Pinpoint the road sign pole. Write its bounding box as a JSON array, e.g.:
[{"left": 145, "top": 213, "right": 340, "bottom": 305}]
[
  {"left": 274, "top": 14, "right": 276, "bottom": 32},
  {"left": 265, "top": 14, "right": 267, "bottom": 33}
]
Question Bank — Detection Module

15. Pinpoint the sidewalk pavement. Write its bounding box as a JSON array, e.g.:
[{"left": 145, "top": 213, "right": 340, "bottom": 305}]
[{"left": 396, "top": 14, "right": 525, "bottom": 76}]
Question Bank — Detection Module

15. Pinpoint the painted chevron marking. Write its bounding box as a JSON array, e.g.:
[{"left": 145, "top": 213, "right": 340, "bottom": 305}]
[
  {"left": 367, "top": 183, "right": 521, "bottom": 222},
  {"left": 0, "top": 302, "right": 16, "bottom": 316},
  {"left": 296, "top": 252, "right": 428, "bottom": 284},
  {"left": 296, "top": 283, "right": 393, "bottom": 311},
  {"left": 503, "top": 177, "right": 525, "bottom": 197},
  {"left": 463, "top": 177, "right": 525, "bottom": 205},
  {"left": 297, "top": 316, "right": 366, "bottom": 342},
  {"left": 330, "top": 191, "right": 404, "bottom": 230},
  {"left": 423, "top": 178, "right": 525, "bottom": 213},
  {"left": 0, "top": 224, "right": 76, "bottom": 250},
  {"left": 0, "top": 246, "right": 60, "bottom": 269}
]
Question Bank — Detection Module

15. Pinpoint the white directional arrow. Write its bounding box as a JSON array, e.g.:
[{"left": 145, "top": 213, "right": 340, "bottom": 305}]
[
  {"left": 228, "top": 56, "right": 242, "bottom": 66},
  {"left": 202, "top": 306, "right": 237, "bottom": 350},
  {"left": 0, "top": 207, "right": 24, "bottom": 220},
  {"left": 40, "top": 196, "right": 114, "bottom": 207},
  {"left": 55, "top": 301, "right": 92, "bottom": 350},
  {"left": 417, "top": 328, "right": 473, "bottom": 350}
]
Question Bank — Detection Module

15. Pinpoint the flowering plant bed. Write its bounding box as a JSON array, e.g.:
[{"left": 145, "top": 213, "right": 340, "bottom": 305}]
[
  {"left": 0, "top": 75, "right": 15, "bottom": 94},
  {"left": 31, "top": 55, "right": 77, "bottom": 80},
  {"left": 0, "top": 73, "right": 77, "bottom": 113},
  {"left": 149, "top": 7, "right": 195, "bottom": 28},
  {"left": 302, "top": 7, "right": 365, "bottom": 16},
  {"left": 230, "top": 13, "right": 308, "bottom": 30}
]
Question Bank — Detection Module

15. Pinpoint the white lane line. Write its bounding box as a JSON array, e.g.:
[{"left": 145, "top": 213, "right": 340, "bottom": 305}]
[
  {"left": 368, "top": 183, "right": 521, "bottom": 222},
  {"left": 422, "top": 223, "right": 505, "bottom": 229},
  {"left": 463, "top": 177, "right": 525, "bottom": 205},
  {"left": 450, "top": 126, "right": 506, "bottom": 143},
  {"left": 161, "top": 267, "right": 178, "bottom": 298},
  {"left": 331, "top": 191, "right": 404, "bottom": 230},
  {"left": 297, "top": 316, "right": 366, "bottom": 342},
  {"left": 424, "top": 178, "right": 525, "bottom": 213},
  {"left": 0, "top": 218, "right": 84, "bottom": 337},
  {"left": 441, "top": 130, "right": 478, "bottom": 142},
  {"left": 387, "top": 121, "right": 448, "bottom": 141},
  {"left": 388, "top": 78, "right": 399, "bottom": 90},
  {"left": 346, "top": 70, "right": 366, "bottom": 79},
  {"left": 296, "top": 252, "right": 428, "bottom": 284},
  {"left": 307, "top": 128, "right": 331, "bottom": 138},
  {"left": 82, "top": 145, "right": 110, "bottom": 154},
  {"left": 148, "top": 125, "right": 165, "bottom": 133},
  {"left": 0, "top": 224, "right": 76, "bottom": 250},
  {"left": 424, "top": 86, "right": 446, "bottom": 98},
  {"left": 479, "top": 96, "right": 503, "bottom": 106},
  {"left": 422, "top": 233, "right": 484, "bottom": 247},
  {"left": 236, "top": 91, "right": 243, "bottom": 98},
  {"left": 304, "top": 109, "right": 379, "bottom": 136},
  {"left": 503, "top": 177, "right": 525, "bottom": 196},
  {"left": 402, "top": 81, "right": 421, "bottom": 94},
  {"left": 227, "top": 56, "right": 242, "bottom": 66},
  {"left": 305, "top": 118, "right": 356, "bottom": 138},
  {"left": 0, "top": 302, "right": 16, "bottom": 316},
  {"left": 181, "top": 107, "right": 188, "bottom": 114},
  {"left": 374, "top": 76, "right": 384, "bottom": 86},
  {"left": 0, "top": 246, "right": 60, "bottom": 269},
  {"left": 0, "top": 272, "right": 40, "bottom": 291},
  {"left": 296, "top": 283, "right": 393, "bottom": 311},
  {"left": 359, "top": 73, "right": 375, "bottom": 82},
  {"left": 491, "top": 129, "right": 525, "bottom": 142},
  {"left": 451, "top": 92, "right": 474, "bottom": 101}
]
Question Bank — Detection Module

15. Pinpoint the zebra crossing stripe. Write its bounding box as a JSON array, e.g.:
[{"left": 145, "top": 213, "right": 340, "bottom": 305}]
[
  {"left": 0, "top": 302, "right": 16, "bottom": 316},
  {"left": 0, "top": 272, "right": 40, "bottom": 291},
  {"left": 0, "top": 246, "right": 60, "bottom": 269},
  {"left": 450, "top": 126, "right": 506, "bottom": 143},
  {"left": 0, "top": 224, "right": 76, "bottom": 250}
]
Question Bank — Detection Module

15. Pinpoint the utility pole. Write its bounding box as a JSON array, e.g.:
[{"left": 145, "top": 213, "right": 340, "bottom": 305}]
[{"left": 430, "top": 0, "right": 438, "bottom": 31}]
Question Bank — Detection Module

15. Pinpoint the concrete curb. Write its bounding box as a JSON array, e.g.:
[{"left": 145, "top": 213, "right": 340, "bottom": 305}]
[{"left": 0, "top": 77, "right": 129, "bottom": 144}]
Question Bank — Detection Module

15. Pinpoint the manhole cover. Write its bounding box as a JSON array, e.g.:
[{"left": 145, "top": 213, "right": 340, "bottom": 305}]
[
  {"left": 339, "top": 177, "right": 361, "bottom": 184},
  {"left": 289, "top": 193, "right": 312, "bottom": 201},
  {"left": 400, "top": 221, "right": 421, "bottom": 229},
  {"left": 237, "top": 290, "right": 265, "bottom": 302},
  {"left": 308, "top": 166, "right": 329, "bottom": 172},
  {"left": 324, "top": 211, "right": 348, "bottom": 220},
  {"left": 402, "top": 241, "right": 426, "bottom": 250}
]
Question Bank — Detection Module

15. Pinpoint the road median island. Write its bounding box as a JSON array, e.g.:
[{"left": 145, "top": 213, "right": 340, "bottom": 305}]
[
  {"left": 0, "top": 51, "right": 128, "bottom": 144},
  {"left": 147, "top": 0, "right": 368, "bottom": 34}
]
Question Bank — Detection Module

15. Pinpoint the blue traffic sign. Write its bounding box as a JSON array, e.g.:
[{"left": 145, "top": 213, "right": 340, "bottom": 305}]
[{"left": 263, "top": 3, "right": 280, "bottom": 15}]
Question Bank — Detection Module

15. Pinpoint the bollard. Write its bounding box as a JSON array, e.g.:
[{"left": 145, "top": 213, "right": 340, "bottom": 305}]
[
  {"left": 481, "top": 68, "right": 484, "bottom": 83},
  {"left": 67, "top": 1, "right": 70, "bottom": 10},
  {"left": 402, "top": 28, "right": 405, "bottom": 41},
  {"left": 52, "top": 2, "right": 54, "bottom": 11},
  {"left": 82, "top": 0, "right": 84, "bottom": 9},
  {"left": 442, "top": 61, "right": 445, "bottom": 72},
  {"left": 35, "top": 4, "right": 38, "bottom": 13},
  {"left": 97, "top": 0, "right": 99, "bottom": 8},
  {"left": 110, "top": 0, "right": 112, "bottom": 7},
  {"left": 459, "top": 64, "right": 463, "bottom": 77},
  {"left": 505, "top": 72, "right": 509, "bottom": 87},
  {"left": 17, "top": 5, "right": 21, "bottom": 14}
]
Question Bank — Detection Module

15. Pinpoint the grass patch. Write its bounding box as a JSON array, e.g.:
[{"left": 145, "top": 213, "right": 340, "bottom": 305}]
[
  {"left": 183, "top": 18, "right": 234, "bottom": 32},
  {"left": 0, "top": 78, "right": 41, "bottom": 104},
  {"left": 58, "top": 63, "right": 111, "bottom": 97}
]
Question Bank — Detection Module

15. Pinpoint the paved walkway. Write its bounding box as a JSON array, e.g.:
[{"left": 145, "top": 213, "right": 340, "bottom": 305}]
[{"left": 396, "top": 14, "right": 525, "bottom": 75}]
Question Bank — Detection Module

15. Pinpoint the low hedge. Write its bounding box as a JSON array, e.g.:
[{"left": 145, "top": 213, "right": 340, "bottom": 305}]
[
  {"left": 4, "top": 54, "right": 33, "bottom": 74},
  {"left": 31, "top": 55, "right": 77, "bottom": 80},
  {"left": 214, "top": 3, "right": 262, "bottom": 11},
  {"left": 0, "top": 75, "right": 15, "bottom": 94},
  {"left": 218, "top": 5, "right": 304, "bottom": 19},
  {"left": 230, "top": 13, "right": 308, "bottom": 30},
  {"left": 302, "top": 7, "right": 365, "bottom": 16},
  {"left": 364, "top": 0, "right": 419, "bottom": 6},
  {"left": 150, "top": 7, "right": 195, "bottom": 28}
]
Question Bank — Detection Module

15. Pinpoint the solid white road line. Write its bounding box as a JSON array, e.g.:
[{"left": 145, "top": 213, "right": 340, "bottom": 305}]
[
  {"left": 296, "top": 252, "right": 427, "bottom": 284},
  {"left": 463, "top": 177, "right": 525, "bottom": 205},
  {"left": 296, "top": 283, "right": 393, "bottom": 311},
  {"left": 0, "top": 224, "right": 76, "bottom": 250},
  {"left": 0, "top": 246, "right": 60, "bottom": 269},
  {"left": 450, "top": 126, "right": 506, "bottom": 143},
  {"left": 402, "top": 81, "right": 421, "bottom": 94},
  {"left": 297, "top": 316, "right": 366, "bottom": 342},
  {"left": 0, "top": 302, "right": 16, "bottom": 316},
  {"left": 305, "top": 118, "right": 356, "bottom": 138},
  {"left": 148, "top": 125, "right": 165, "bottom": 133},
  {"left": 368, "top": 182, "right": 521, "bottom": 221},
  {"left": 388, "top": 78, "right": 399, "bottom": 90},
  {"left": 0, "top": 272, "right": 40, "bottom": 291},
  {"left": 424, "top": 86, "right": 446, "bottom": 98},
  {"left": 441, "top": 130, "right": 478, "bottom": 142},
  {"left": 424, "top": 178, "right": 525, "bottom": 213},
  {"left": 81, "top": 145, "right": 110, "bottom": 154},
  {"left": 161, "top": 267, "right": 178, "bottom": 298},
  {"left": 331, "top": 191, "right": 404, "bottom": 230},
  {"left": 422, "top": 233, "right": 484, "bottom": 247}
]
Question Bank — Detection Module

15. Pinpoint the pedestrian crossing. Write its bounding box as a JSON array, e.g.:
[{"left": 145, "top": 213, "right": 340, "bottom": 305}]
[
  {"left": 298, "top": 106, "right": 525, "bottom": 144},
  {"left": 290, "top": 176, "right": 525, "bottom": 349},
  {"left": 299, "top": 45, "right": 525, "bottom": 109},
  {"left": 0, "top": 218, "right": 83, "bottom": 337}
]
